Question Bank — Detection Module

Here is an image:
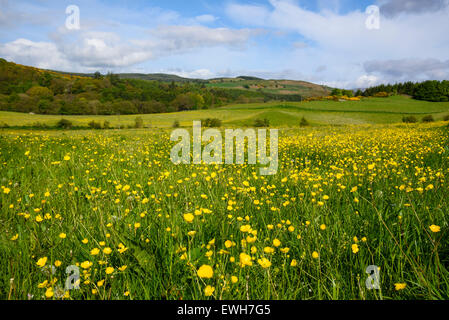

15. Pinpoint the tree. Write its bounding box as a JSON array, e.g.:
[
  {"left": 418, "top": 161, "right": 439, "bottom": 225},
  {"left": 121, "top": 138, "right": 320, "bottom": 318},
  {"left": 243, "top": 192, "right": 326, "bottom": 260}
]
[
  {"left": 93, "top": 71, "right": 102, "bottom": 80},
  {"left": 26, "top": 86, "right": 53, "bottom": 100},
  {"left": 331, "top": 88, "right": 343, "bottom": 96}
]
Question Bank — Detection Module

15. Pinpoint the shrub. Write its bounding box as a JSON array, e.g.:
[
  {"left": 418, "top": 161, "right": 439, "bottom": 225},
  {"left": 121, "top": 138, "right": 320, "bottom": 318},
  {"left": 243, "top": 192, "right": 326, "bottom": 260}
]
[
  {"left": 422, "top": 115, "right": 435, "bottom": 123},
  {"left": 32, "top": 122, "right": 48, "bottom": 128},
  {"left": 134, "top": 116, "right": 144, "bottom": 128},
  {"left": 374, "top": 92, "right": 389, "bottom": 97},
  {"left": 443, "top": 115, "right": 449, "bottom": 122},
  {"left": 254, "top": 118, "right": 270, "bottom": 127},
  {"left": 202, "top": 118, "right": 222, "bottom": 127},
  {"left": 88, "top": 120, "right": 102, "bottom": 129},
  {"left": 103, "top": 120, "right": 111, "bottom": 129},
  {"left": 0, "top": 122, "right": 9, "bottom": 128},
  {"left": 300, "top": 117, "right": 310, "bottom": 127},
  {"left": 402, "top": 116, "right": 418, "bottom": 123},
  {"left": 56, "top": 118, "right": 73, "bottom": 129},
  {"left": 172, "top": 120, "right": 180, "bottom": 128}
]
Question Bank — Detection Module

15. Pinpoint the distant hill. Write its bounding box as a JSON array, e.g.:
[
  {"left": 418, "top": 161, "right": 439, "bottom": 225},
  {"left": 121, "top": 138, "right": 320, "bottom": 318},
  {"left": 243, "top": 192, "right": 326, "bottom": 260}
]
[
  {"left": 47, "top": 70, "right": 201, "bottom": 83},
  {"left": 206, "top": 78, "right": 332, "bottom": 98},
  {"left": 0, "top": 58, "right": 322, "bottom": 115},
  {"left": 49, "top": 70, "right": 331, "bottom": 98}
]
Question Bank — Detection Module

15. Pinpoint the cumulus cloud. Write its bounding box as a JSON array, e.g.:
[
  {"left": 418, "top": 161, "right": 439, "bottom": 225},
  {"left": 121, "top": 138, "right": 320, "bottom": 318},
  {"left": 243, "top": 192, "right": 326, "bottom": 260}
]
[
  {"left": 225, "top": 0, "right": 449, "bottom": 87},
  {"left": 378, "top": 0, "right": 449, "bottom": 18},
  {"left": 149, "top": 25, "right": 254, "bottom": 50},
  {"left": 0, "top": 38, "right": 70, "bottom": 70},
  {"left": 0, "top": 25, "right": 255, "bottom": 72}
]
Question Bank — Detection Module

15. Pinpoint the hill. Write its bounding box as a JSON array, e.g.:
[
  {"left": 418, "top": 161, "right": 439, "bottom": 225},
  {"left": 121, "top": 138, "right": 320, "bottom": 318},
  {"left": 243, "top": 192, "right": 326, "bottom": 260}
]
[
  {"left": 0, "top": 58, "right": 316, "bottom": 116},
  {"left": 206, "top": 78, "right": 332, "bottom": 98}
]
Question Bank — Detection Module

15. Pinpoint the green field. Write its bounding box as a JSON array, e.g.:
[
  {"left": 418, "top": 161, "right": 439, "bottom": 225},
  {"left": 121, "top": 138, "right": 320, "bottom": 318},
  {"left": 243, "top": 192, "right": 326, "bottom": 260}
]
[{"left": 1, "top": 96, "right": 449, "bottom": 128}]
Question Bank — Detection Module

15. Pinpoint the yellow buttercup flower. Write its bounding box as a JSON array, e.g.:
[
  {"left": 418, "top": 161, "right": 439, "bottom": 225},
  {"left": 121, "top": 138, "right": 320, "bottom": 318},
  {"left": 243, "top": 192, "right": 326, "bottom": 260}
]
[
  {"left": 90, "top": 248, "right": 100, "bottom": 255},
  {"left": 45, "top": 287, "right": 54, "bottom": 298},
  {"left": 239, "top": 252, "right": 253, "bottom": 267},
  {"left": 224, "top": 240, "right": 233, "bottom": 248},
  {"left": 36, "top": 257, "right": 47, "bottom": 267},
  {"left": 312, "top": 251, "right": 319, "bottom": 259},
  {"left": 80, "top": 261, "right": 92, "bottom": 269},
  {"left": 394, "top": 283, "right": 406, "bottom": 291},
  {"left": 105, "top": 267, "right": 114, "bottom": 274},
  {"left": 257, "top": 257, "right": 271, "bottom": 269},
  {"left": 183, "top": 213, "right": 194, "bottom": 223},
  {"left": 118, "top": 265, "right": 127, "bottom": 272},
  {"left": 352, "top": 244, "right": 359, "bottom": 254},
  {"left": 429, "top": 225, "right": 441, "bottom": 233},
  {"left": 197, "top": 265, "right": 213, "bottom": 279},
  {"left": 204, "top": 285, "right": 215, "bottom": 297}
]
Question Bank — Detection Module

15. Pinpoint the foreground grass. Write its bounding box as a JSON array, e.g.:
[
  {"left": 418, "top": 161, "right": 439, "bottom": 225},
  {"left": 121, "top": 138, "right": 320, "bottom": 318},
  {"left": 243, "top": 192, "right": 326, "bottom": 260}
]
[{"left": 0, "top": 122, "right": 448, "bottom": 300}]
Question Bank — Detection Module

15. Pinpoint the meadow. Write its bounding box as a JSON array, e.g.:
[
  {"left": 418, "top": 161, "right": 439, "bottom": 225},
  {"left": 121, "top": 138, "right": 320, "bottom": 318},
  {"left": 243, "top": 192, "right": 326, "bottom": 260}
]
[
  {"left": 2, "top": 96, "right": 449, "bottom": 128},
  {"left": 1, "top": 115, "right": 448, "bottom": 299}
]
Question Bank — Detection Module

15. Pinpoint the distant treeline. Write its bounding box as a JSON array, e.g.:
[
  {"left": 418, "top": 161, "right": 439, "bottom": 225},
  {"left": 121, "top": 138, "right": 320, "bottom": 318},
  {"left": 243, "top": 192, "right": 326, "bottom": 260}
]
[
  {"left": 0, "top": 59, "right": 302, "bottom": 115},
  {"left": 357, "top": 80, "right": 449, "bottom": 102}
]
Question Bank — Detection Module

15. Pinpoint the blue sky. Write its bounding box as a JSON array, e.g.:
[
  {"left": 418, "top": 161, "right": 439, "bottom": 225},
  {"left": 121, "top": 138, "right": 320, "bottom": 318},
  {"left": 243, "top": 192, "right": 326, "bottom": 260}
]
[{"left": 1, "top": 0, "right": 448, "bottom": 88}]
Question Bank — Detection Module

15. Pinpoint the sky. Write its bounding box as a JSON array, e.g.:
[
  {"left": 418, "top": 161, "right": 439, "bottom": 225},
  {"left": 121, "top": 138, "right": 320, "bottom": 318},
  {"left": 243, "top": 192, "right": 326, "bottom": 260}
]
[{"left": 0, "top": 0, "right": 448, "bottom": 88}]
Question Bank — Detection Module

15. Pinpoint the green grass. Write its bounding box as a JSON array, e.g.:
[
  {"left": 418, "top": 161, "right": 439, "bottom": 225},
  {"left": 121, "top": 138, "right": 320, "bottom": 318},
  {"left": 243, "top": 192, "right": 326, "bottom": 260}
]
[
  {"left": 0, "top": 122, "right": 448, "bottom": 300},
  {"left": 1, "top": 96, "right": 449, "bottom": 128}
]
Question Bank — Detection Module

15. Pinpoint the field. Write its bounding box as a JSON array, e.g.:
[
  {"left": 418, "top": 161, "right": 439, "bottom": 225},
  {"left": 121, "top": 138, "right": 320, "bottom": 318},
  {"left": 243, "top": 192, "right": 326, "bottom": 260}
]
[
  {"left": 1, "top": 96, "right": 449, "bottom": 128},
  {"left": 1, "top": 107, "right": 449, "bottom": 299}
]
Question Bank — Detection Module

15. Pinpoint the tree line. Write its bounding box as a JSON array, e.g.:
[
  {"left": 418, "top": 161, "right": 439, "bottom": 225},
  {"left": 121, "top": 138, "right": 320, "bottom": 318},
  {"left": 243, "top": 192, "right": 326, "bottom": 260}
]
[
  {"left": 356, "top": 80, "right": 449, "bottom": 102},
  {"left": 0, "top": 59, "right": 302, "bottom": 115}
]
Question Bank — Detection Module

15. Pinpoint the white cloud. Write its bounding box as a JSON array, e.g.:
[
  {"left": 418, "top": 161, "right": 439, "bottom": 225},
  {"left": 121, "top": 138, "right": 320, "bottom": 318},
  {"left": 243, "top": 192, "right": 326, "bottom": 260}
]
[
  {"left": 0, "top": 25, "right": 255, "bottom": 72},
  {"left": 225, "top": 0, "right": 449, "bottom": 87},
  {"left": 164, "top": 68, "right": 215, "bottom": 79},
  {"left": 0, "top": 38, "right": 70, "bottom": 70},
  {"left": 194, "top": 14, "right": 217, "bottom": 24}
]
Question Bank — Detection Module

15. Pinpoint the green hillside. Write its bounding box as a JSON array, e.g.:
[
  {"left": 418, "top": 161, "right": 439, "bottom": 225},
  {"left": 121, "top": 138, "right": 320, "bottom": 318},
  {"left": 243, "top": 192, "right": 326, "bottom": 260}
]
[
  {"left": 0, "top": 59, "right": 308, "bottom": 116},
  {"left": 206, "top": 78, "right": 332, "bottom": 98}
]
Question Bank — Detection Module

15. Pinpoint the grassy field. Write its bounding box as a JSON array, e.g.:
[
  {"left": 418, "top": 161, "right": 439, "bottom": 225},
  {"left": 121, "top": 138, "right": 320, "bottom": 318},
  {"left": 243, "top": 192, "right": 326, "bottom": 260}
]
[
  {"left": 1, "top": 96, "right": 449, "bottom": 128},
  {"left": 1, "top": 119, "right": 448, "bottom": 300}
]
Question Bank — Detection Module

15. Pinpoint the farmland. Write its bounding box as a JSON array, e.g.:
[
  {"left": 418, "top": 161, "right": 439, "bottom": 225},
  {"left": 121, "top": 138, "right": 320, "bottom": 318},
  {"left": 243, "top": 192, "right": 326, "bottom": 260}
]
[{"left": 1, "top": 95, "right": 449, "bottom": 128}]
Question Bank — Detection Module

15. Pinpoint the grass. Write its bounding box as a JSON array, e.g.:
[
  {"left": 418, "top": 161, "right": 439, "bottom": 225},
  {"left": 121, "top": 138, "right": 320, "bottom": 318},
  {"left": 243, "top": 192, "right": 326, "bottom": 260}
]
[
  {"left": 0, "top": 120, "right": 448, "bottom": 300},
  {"left": 1, "top": 96, "right": 449, "bottom": 129}
]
